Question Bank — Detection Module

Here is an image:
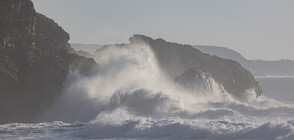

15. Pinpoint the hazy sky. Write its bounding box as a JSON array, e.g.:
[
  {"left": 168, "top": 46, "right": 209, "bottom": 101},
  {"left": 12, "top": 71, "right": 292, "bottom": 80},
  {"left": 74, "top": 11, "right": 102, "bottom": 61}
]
[{"left": 32, "top": 0, "right": 294, "bottom": 60}]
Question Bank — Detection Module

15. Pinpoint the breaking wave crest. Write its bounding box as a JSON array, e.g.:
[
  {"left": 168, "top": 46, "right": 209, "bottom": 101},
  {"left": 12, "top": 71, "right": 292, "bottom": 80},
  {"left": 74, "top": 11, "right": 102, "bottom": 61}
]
[{"left": 2, "top": 43, "right": 294, "bottom": 139}]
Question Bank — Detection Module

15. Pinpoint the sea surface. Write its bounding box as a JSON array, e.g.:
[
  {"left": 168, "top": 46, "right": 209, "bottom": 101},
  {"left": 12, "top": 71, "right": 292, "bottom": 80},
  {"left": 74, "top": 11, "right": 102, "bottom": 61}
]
[
  {"left": 1, "top": 44, "right": 294, "bottom": 140},
  {"left": 257, "top": 77, "right": 294, "bottom": 104},
  {"left": 0, "top": 77, "right": 293, "bottom": 140}
]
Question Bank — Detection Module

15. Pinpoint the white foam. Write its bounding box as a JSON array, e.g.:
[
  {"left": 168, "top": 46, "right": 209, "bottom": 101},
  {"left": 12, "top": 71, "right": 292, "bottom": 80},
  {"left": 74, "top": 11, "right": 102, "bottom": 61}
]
[{"left": 4, "top": 42, "right": 293, "bottom": 139}]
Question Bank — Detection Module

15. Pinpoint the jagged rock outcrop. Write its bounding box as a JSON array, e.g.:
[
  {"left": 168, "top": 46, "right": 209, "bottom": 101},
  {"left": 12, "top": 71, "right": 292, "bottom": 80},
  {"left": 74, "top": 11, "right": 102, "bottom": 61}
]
[
  {"left": 0, "top": 0, "right": 95, "bottom": 124},
  {"left": 129, "top": 35, "right": 262, "bottom": 97},
  {"left": 175, "top": 68, "right": 226, "bottom": 94}
]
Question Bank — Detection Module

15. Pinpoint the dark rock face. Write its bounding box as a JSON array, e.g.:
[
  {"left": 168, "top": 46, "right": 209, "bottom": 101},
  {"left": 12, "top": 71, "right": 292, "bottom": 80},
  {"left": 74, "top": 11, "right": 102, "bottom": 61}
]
[
  {"left": 129, "top": 35, "right": 262, "bottom": 98},
  {"left": 0, "top": 0, "right": 95, "bottom": 124},
  {"left": 0, "top": 0, "right": 36, "bottom": 49}
]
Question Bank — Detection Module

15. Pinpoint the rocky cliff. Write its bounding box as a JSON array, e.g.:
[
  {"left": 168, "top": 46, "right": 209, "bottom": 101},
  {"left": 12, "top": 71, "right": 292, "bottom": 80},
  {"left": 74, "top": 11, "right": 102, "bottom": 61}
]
[
  {"left": 0, "top": 0, "right": 95, "bottom": 124},
  {"left": 129, "top": 35, "right": 262, "bottom": 97}
]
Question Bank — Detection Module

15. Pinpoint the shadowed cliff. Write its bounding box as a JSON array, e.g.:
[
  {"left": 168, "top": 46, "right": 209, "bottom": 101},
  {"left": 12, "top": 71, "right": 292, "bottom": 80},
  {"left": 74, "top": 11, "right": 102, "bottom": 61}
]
[
  {"left": 129, "top": 35, "right": 262, "bottom": 97},
  {"left": 0, "top": 0, "right": 96, "bottom": 124},
  {"left": 0, "top": 0, "right": 262, "bottom": 124}
]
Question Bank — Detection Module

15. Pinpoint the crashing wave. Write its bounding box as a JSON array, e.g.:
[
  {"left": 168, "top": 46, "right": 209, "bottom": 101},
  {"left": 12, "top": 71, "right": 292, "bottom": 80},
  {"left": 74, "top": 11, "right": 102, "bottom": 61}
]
[{"left": 4, "top": 35, "right": 292, "bottom": 139}]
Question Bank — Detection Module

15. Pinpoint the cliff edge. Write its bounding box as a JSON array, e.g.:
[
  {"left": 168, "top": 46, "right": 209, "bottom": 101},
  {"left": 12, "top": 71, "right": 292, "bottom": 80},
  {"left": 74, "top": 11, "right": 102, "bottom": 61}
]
[
  {"left": 129, "top": 35, "right": 262, "bottom": 97},
  {"left": 0, "top": 0, "right": 95, "bottom": 124}
]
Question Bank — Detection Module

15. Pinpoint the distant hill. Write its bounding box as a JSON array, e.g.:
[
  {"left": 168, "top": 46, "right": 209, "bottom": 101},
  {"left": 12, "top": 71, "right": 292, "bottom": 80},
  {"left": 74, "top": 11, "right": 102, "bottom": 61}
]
[
  {"left": 70, "top": 43, "right": 103, "bottom": 54},
  {"left": 194, "top": 46, "right": 265, "bottom": 76},
  {"left": 250, "top": 59, "right": 294, "bottom": 76}
]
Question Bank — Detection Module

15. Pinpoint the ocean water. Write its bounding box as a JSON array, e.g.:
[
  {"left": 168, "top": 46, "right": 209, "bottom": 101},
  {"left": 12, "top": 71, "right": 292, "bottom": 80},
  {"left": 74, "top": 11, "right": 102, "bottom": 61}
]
[
  {"left": 1, "top": 44, "right": 294, "bottom": 140},
  {"left": 257, "top": 77, "right": 294, "bottom": 104}
]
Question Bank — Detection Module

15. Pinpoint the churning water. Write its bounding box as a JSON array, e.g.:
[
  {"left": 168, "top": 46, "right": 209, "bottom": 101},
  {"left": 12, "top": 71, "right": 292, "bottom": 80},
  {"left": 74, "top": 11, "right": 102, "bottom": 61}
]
[{"left": 1, "top": 44, "right": 294, "bottom": 140}]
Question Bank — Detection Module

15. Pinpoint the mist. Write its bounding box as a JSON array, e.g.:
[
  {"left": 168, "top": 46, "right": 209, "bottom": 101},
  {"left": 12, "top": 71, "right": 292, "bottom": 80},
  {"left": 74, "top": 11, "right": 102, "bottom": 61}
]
[
  {"left": 38, "top": 40, "right": 238, "bottom": 121},
  {"left": 2, "top": 37, "right": 294, "bottom": 139},
  {"left": 27, "top": 40, "right": 294, "bottom": 139},
  {"left": 2, "top": 0, "right": 294, "bottom": 139}
]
